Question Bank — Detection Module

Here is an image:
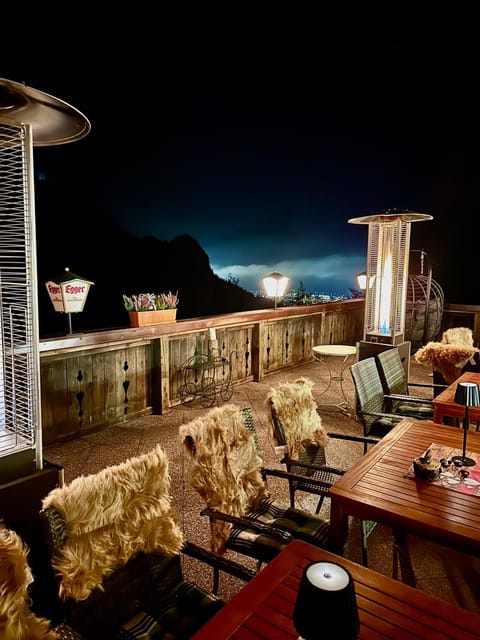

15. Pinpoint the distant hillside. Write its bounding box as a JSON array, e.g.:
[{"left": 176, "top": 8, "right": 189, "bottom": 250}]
[{"left": 35, "top": 180, "right": 266, "bottom": 337}]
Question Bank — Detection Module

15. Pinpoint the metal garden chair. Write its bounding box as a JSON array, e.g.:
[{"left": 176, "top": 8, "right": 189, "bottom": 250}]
[
  {"left": 375, "top": 347, "right": 445, "bottom": 418},
  {"left": 350, "top": 357, "right": 435, "bottom": 446},
  {"left": 39, "top": 445, "right": 253, "bottom": 639},
  {"left": 266, "top": 376, "right": 379, "bottom": 566},
  {"left": 179, "top": 403, "right": 338, "bottom": 591}
]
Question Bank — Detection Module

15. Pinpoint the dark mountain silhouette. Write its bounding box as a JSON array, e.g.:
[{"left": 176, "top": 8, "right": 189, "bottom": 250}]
[{"left": 35, "top": 179, "right": 267, "bottom": 337}]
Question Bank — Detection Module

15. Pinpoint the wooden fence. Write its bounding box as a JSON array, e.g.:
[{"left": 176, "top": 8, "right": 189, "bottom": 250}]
[{"left": 39, "top": 300, "right": 364, "bottom": 444}]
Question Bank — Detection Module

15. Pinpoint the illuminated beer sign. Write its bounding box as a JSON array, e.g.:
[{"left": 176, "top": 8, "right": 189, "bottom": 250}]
[{"left": 45, "top": 267, "right": 94, "bottom": 313}]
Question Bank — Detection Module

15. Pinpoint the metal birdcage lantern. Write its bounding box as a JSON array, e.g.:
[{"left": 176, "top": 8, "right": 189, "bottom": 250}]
[{"left": 349, "top": 209, "right": 432, "bottom": 346}]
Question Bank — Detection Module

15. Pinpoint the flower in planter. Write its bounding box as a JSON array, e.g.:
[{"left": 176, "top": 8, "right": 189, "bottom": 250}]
[{"left": 123, "top": 291, "right": 179, "bottom": 311}]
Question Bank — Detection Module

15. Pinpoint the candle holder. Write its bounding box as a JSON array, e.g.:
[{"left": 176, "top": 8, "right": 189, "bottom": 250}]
[{"left": 293, "top": 561, "right": 359, "bottom": 640}]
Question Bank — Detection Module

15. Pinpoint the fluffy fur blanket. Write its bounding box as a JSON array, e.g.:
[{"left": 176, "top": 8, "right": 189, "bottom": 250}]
[
  {"left": 42, "top": 444, "right": 183, "bottom": 601},
  {"left": 179, "top": 404, "right": 268, "bottom": 554},
  {"left": 0, "top": 527, "right": 58, "bottom": 640},
  {"left": 442, "top": 327, "right": 474, "bottom": 347},
  {"left": 266, "top": 377, "right": 328, "bottom": 459},
  {"left": 415, "top": 327, "right": 479, "bottom": 384}
]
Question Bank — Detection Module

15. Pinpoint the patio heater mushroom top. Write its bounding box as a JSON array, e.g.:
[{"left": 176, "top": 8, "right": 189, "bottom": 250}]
[
  {"left": 348, "top": 208, "right": 432, "bottom": 226},
  {"left": 348, "top": 208, "right": 433, "bottom": 348},
  {"left": 0, "top": 76, "right": 91, "bottom": 146}
]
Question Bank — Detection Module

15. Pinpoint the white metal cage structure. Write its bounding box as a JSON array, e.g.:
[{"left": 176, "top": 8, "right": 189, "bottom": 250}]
[
  {"left": 365, "top": 216, "right": 410, "bottom": 345},
  {"left": 0, "top": 123, "right": 40, "bottom": 460},
  {"left": 0, "top": 77, "right": 90, "bottom": 477}
]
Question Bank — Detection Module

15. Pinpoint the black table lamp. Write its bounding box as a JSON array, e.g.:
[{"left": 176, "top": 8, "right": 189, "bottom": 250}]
[
  {"left": 452, "top": 381, "right": 480, "bottom": 467},
  {"left": 293, "top": 561, "right": 359, "bottom": 640}
]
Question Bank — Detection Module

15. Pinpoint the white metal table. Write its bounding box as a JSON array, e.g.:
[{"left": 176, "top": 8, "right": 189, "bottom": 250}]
[{"left": 312, "top": 344, "right": 357, "bottom": 415}]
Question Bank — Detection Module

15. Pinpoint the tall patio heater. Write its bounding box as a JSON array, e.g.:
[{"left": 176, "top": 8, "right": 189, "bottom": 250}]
[
  {"left": 0, "top": 77, "right": 90, "bottom": 481},
  {"left": 348, "top": 208, "right": 433, "bottom": 373}
]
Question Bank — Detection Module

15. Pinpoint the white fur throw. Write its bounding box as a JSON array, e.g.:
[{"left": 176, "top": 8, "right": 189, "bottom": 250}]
[
  {"left": 179, "top": 404, "right": 268, "bottom": 554},
  {"left": 442, "top": 327, "right": 474, "bottom": 347},
  {"left": 42, "top": 444, "right": 183, "bottom": 601},
  {"left": 266, "top": 377, "right": 328, "bottom": 459},
  {"left": 415, "top": 335, "right": 479, "bottom": 384},
  {"left": 0, "top": 527, "right": 58, "bottom": 640}
]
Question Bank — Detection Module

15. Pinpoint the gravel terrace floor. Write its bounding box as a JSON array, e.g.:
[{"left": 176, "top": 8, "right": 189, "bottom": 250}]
[{"left": 43, "top": 354, "right": 480, "bottom": 614}]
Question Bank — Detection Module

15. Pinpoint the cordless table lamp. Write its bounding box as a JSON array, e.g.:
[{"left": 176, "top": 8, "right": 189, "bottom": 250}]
[
  {"left": 293, "top": 561, "right": 359, "bottom": 639},
  {"left": 452, "top": 381, "right": 480, "bottom": 467}
]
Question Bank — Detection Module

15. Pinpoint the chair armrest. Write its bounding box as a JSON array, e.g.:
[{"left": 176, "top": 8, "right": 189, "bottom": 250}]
[
  {"left": 200, "top": 507, "right": 293, "bottom": 543},
  {"left": 278, "top": 456, "right": 346, "bottom": 476},
  {"left": 326, "top": 432, "right": 380, "bottom": 446},
  {"left": 261, "top": 466, "right": 339, "bottom": 489},
  {"left": 360, "top": 408, "right": 405, "bottom": 421},
  {"left": 182, "top": 540, "right": 256, "bottom": 583},
  {"left": 407, "top": 381, "right": 447, "bottom": 391},
  {"left": 385, "top": 393, "right": 433, "bottom": 406}
]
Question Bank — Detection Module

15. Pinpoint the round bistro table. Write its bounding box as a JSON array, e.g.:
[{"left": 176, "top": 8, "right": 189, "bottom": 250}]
[{"left": 312, "top": 344, "right": 357, "bottom": 416}]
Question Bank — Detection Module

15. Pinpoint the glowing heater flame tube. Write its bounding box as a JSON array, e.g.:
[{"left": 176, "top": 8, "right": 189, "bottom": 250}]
[
  {"left": 348, "top": 209, "right": 433, "bottom": 346},
  {"left": 377, "top": 249, "right": 392, "bottom": 335}
]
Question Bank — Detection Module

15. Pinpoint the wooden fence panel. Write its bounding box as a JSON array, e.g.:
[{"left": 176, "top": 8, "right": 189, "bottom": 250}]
[{"left": 39, "top": 301, "right": 365, "bottom": 443}]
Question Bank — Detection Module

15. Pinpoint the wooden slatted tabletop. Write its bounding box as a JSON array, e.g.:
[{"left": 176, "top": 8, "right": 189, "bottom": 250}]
[
  {"left": 191, "top": 539, "right": 480, "bottom": 639},
  {"left": 433, "top": 371, "right": 480, "bottom": 424},
  {"left": 328, "top": 418, "right": 480, "bottom": 558}
]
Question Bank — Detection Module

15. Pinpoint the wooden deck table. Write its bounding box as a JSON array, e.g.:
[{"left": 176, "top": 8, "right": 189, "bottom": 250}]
[
  {"left": 328, "top": 418, "right": 480, "bottom": 559},
  {"left": 191, "top": 539, "right": 480, "bottom": 639},
  {"left": 433, "top": 371, "right": 480, "bottom": 424}
]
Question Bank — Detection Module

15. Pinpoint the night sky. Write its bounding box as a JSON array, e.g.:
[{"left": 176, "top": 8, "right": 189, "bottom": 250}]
[{"left": 2, "top": 17, "right": 479, "bottom": 303}]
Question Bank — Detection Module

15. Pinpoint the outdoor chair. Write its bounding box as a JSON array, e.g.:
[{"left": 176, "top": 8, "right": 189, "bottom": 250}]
[
  {"left": 350, "top": 357, "right": 435, "bottom": 443},
  {"left": 375, "top": 347, "right": 445, "bottom": 418},
  {"left": 415, "top": 326, "right": 480, "bottom": 385},
  {"left": 266, "top": 376, "right": 379, "bottom": 566},
  {"left": 0, "top": 525, "right": 59, "bottom": 640},
  {"left": 39, "top": 444, "right": 253, "bottom": 640},
  {"left": 179, "top": 403, "right": 337, "bottom": 590}
]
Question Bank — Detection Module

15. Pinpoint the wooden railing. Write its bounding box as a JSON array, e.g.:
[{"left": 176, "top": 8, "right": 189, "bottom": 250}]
[
  {"left": 38, "top": 299, "right": 480, "bottom": 445},
  {"left": 39, "top": 299, "right": 364, "bottom": 445}
]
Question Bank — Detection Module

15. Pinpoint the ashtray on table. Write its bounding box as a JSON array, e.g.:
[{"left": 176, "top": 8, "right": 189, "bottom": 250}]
[{"left": 413, "top": 447, "right": 441, "bottom": 482}]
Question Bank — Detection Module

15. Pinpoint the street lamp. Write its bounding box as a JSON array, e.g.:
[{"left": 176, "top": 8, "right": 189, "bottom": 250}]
[{"left": 261, "top": 271, "right": 290, "bottom": 309}]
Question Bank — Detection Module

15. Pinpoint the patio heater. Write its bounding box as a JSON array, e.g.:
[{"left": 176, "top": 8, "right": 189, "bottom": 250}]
[
  {"left": 0, "top": 77, "right": 90, "bottom": 479},
  {"left": 348, "top": 209, "right": 433, "bottom": 371}
]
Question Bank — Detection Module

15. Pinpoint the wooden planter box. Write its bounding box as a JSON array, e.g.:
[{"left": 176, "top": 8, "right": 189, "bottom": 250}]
[{"left": 129, "top": 309, "right": 177, "bottom": 327}]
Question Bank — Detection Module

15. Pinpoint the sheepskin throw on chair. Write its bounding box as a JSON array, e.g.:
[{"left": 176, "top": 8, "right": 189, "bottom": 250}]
[
  {"left": 180, "top": 403, "right": 269, "bottom": 554},
  {"left": 42, "top": 444, "right": 183, "bottom": 601},
  {"left": 266, "top": 377, "right": 328, "bottom": 459},
  {"left": 0, "top": 527, "right": 58, "bottom": 640},
  {"left": 415, "top": 327, "right": 479, "bottom": 384}
]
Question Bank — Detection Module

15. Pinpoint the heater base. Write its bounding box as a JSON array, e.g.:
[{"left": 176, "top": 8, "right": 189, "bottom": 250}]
[{"left": 364, "top": 332, "right": 405, "bottom": 345}]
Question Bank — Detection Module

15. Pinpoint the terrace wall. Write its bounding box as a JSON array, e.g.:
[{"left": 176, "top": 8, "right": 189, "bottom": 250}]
[
  {"left": 39, "top": 300, "right": 480, "bottom": 445},
  {"left": 39, "top": 300, "right": 364, "bottom": 444}
]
